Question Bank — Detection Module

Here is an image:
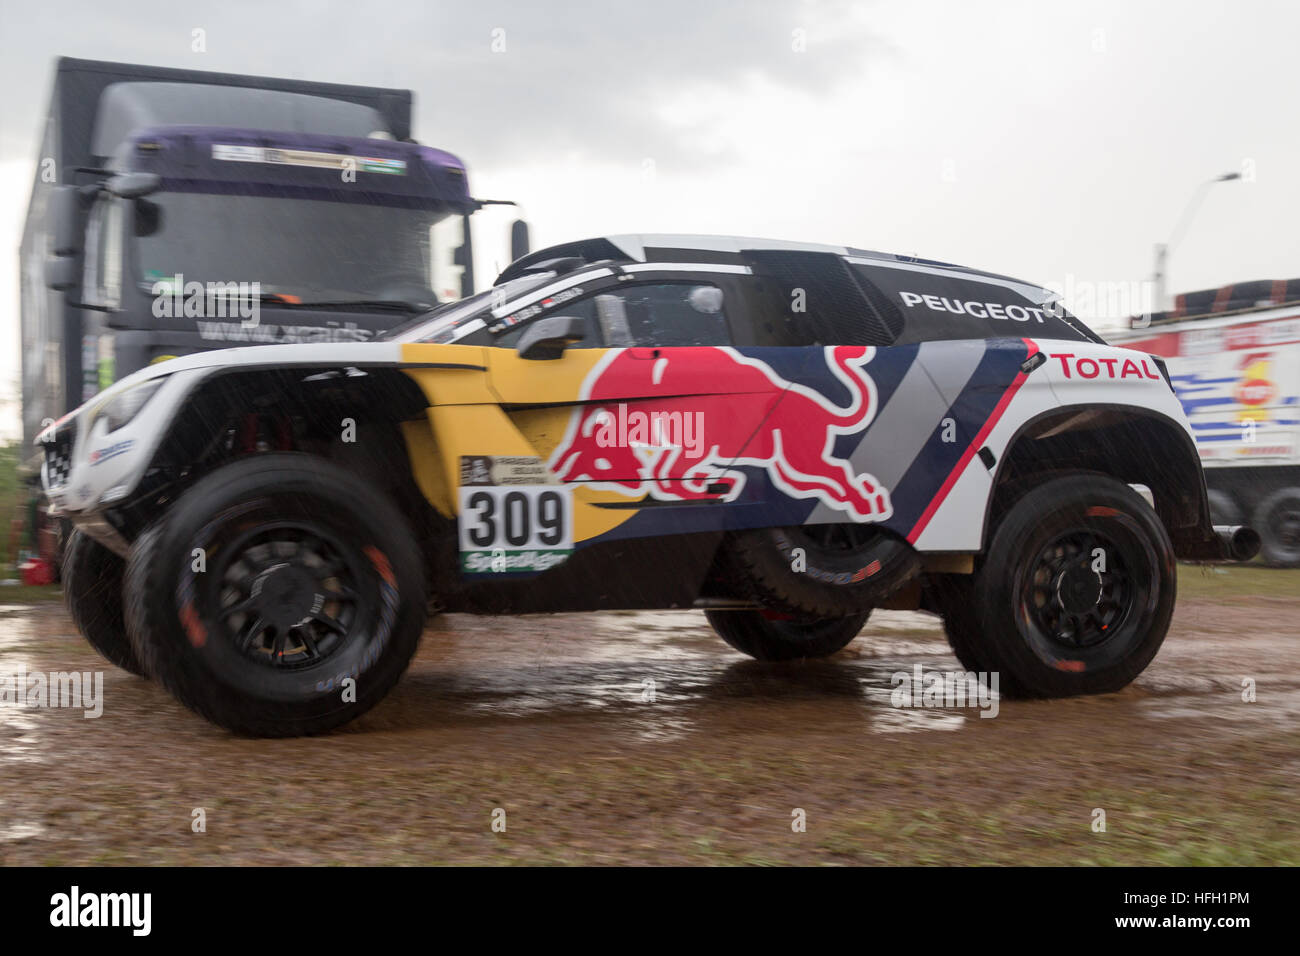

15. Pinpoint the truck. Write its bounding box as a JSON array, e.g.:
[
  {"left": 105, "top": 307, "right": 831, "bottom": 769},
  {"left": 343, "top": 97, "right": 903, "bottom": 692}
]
[
  {"left": 19, "top": 57, "right": 528, "bottom": 450},
  {"left": 37, "top": 233, "right": 1257, "bottom": 735},
  {"left": 1110, "top": 278, "right": 1300, "bottom": 565},
  {"left": 17, "top": 56, "right": 528, "bottom": 571}
]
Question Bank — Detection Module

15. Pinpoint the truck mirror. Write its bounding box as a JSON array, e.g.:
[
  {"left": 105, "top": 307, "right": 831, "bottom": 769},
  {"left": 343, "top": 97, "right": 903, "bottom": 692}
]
[
  {"left": 517, "top": 315, "right": 586, "bottom": 360},
  {"left": 106, "top": 172, "right": 161, "bottom": 199},
  {"left": 49, "top": 186, "right": 82, "bottom": 257},
  {"left": 511, "top": 219, "right": 531, "bottom": 262},
  {"left": 45, "top": 255, "right": 78, "bottom": 291}
]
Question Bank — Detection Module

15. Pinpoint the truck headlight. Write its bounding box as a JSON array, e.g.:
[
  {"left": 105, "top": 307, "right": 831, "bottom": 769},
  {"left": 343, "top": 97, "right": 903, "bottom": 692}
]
[{"left": 98, "top": 377, "right": 168, "bottom": 432}]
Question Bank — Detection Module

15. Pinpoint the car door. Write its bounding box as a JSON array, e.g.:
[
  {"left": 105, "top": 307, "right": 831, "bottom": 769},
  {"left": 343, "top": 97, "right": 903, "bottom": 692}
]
[{"left": 486, "top": 272, "right": 787, "bottom": 505}]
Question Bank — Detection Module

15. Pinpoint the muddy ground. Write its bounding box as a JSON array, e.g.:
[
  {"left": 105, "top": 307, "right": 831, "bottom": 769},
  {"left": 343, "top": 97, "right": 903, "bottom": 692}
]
[{"left": 1, "top": 566, "right": 1297, "bottom": 865}]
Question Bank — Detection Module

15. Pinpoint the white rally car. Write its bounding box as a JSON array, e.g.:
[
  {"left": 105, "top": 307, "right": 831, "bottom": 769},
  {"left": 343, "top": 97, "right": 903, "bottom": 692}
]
[{"left": 39, "top": 235, "right": 1256, "bottom": 736}]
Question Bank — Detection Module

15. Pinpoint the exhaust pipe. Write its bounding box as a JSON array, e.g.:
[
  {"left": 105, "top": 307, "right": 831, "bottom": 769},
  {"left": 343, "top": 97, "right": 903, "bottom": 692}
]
[{"left": 1213, "top": 525, "right": 1261, "bottom": 562}]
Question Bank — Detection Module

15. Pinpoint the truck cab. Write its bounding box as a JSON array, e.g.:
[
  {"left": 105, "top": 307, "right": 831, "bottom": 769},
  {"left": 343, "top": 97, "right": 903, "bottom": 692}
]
[{"left": 22, "top": 59, "right": 528, "bottom": 451}]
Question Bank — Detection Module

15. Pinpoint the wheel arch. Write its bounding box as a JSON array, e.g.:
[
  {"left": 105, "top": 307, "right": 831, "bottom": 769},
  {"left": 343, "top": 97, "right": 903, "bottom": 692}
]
[
  {"left": 989, "top": 403, "right": 1221, "bottom": 560},
  {"left": 113, "top": 365, "right": 439, "bottom": 545}
]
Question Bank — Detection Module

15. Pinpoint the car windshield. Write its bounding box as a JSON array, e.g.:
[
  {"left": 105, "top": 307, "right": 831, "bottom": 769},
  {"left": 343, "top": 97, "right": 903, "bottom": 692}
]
[
  {"left": 133, "top": 192, "right": 469, "bottom": 309},
  {"left": 383, "top": 272, "right": 559, "bottom": 342}
]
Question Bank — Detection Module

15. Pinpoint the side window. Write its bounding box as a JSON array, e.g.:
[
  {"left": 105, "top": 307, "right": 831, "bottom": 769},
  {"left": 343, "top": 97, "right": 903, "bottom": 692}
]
[
  {"left": 494, "top": 295, "right": 602, "bottom": 349},
  {"left": 593, "top": 282, "right": 731, "bottom": 346},
  {"left": 491, "top": 280, "right": 733, "bottom": 349}
]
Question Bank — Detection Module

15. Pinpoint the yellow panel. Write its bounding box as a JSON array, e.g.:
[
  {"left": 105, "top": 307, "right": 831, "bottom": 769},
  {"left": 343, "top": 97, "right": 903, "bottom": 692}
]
[
  {"left": 485, "top": 347, "right": 608, "bottom": 404},
  {"left": 401, "top": 344, "right": 645, "bottom": 544},
  {"left": 400, "top": 419, "right": 453, "bottom": 517},
  {"left": 400, "top": 344, "right": 495, "bottom": 405}
]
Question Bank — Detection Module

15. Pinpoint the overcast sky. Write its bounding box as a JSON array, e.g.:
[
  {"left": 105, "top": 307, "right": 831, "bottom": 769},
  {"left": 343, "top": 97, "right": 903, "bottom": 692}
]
[{"left": 1, "top": 0, "right": 1297, "bottom": 438}]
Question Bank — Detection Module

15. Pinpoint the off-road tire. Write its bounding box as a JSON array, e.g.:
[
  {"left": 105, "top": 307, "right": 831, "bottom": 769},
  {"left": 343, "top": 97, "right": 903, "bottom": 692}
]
[
  {"left": 124, "top": 454, "right": 427, "bottom": 737},
  {"left": 962, "top": 474, "right": 1176, "bottom": 698},
  {"left": 63, "top": 529, "right": 145, "bottom": 676},
  {"left": 705, "top": 608, "right": 870, "bottom": 661},
  {"left": 723, "top": 524, "right": 919, "bottom": 617}
]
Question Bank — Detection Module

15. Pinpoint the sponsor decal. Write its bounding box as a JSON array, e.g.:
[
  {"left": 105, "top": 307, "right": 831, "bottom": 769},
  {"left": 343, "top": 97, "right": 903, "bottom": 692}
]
[
  {"left": 899, "top": 291, "right": 1049, "bottom": 323},
  {"left": 1182, "top": 316, "right": 1300, "bottom": 356},
  {"left": 196, "top": 320, "right": 373, "bottom": 344},
  {"left": 1234, "top": 352, "right": 1277, "bottom": 408},
  {"left": 88, "top": 438, "right": 135, "bottom": 466},
  {"left": 458, "top": 473, "right": 574, "bottom": 574},
  {"left": 1047, "top": 352, "right": 1161, "bottom": 380},
  {"left": 460, "top": 455, "right": 559, "bottom": 487},
  {"left": 487, "top": 287, "right": 584, "bottom": 334},
  {"left": 549, "top": 346, "right": 892, "bottom": 521}
]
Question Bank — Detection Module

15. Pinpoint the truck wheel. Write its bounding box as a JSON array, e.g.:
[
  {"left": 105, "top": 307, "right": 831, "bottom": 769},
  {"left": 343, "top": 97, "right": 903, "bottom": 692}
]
[
  {"left": 1252, "top": 487, "right": 1300, "bottom": 567},
  {"left": 124, "top": 454, "right": 427, "bottom": 737},
  {"left": 62, "top": 530, "right": 145, "bottom": 676},
  {"left": 705, "top": 609, "right": 870, "bottom": 661},
  {"left": 963, "top": 474, "right": 1176, "bottom": 698},
  {"left": 723, "top": 523, "right": 919, "bottom": 617},
  {"left": 1205, "top": 488, "right": 1242, "bottom": 527}
]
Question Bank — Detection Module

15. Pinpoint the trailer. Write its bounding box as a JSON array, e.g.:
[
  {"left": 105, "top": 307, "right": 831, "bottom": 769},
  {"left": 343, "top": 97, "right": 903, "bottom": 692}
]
[{"left": 1110, "top": 279, "right": 1300, "bottom": 565}]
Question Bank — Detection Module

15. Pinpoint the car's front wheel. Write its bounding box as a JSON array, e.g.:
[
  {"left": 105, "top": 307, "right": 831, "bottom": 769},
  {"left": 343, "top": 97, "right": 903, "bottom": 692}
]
[
  {"left": 955, "top": 473, "right": 1176, "bottom": 697},
  {"left": 124, "top": 454, "right": 427, "bottom": 736}
]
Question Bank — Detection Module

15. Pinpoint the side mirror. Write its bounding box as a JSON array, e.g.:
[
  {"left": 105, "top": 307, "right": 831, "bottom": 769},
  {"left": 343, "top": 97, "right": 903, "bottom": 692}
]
[
  {"left": 49, "top": 186, "right": 82, "bottom": 256},
  {"left": 106, "top": 172, "right": 161, "bottom": 199},
  {"left": 517, "top": 315, "right": 586, "bottom": 360},
  {"left": 45, "top": 256, "right": 78, "bottom": 291},
  {"left": 510, "top": 219, "right": 531, "bottom": 262}
]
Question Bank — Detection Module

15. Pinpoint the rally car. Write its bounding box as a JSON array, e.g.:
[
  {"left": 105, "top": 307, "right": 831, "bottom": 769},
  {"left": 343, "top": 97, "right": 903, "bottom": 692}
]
[{"left": 39, "top": 234, "right": 1258, "bottom": 736}]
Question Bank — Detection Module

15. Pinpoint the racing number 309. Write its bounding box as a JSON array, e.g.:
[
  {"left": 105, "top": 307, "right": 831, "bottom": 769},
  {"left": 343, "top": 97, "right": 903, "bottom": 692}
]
[{"left": 465, "top": 489, "right": 566, "bottom": 547}]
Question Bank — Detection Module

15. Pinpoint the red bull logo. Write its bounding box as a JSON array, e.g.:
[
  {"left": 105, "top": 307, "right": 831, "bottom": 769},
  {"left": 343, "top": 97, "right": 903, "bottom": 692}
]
[{"left": 548, "top": 346, "right": 892, "bottom": 521}]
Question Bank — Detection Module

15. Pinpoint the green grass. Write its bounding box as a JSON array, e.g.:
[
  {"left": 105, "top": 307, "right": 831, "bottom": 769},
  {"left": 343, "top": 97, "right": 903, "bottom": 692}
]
[
  {"left": 1176, "top": 563, "right": 1300, "bottom": 600},
  {"left": 0, "top": 584, "right": 63, "bottom": 604}
]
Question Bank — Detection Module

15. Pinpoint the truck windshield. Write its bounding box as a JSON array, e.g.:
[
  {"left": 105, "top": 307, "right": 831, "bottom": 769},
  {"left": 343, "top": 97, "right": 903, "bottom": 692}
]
[{"left": 133, "top": 192, "right": 466, "bottom": 309}]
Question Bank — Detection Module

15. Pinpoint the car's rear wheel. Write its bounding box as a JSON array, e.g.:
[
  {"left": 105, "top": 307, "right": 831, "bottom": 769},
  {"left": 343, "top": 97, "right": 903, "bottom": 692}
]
[
  {"left": 705, "top": 608, "right": 870, "bottom": 661},
  {"left": 124, "top": 454, "right": 426, "bottom": 737},
  {"left": 958, "top": 474, "right": 1175, "bottom": 698},
  {"left": 722, "top": 523, "right": 918, "bottom": 617},
  {"left": 63, "top": 529, "right": 145, "bottom": 676}
]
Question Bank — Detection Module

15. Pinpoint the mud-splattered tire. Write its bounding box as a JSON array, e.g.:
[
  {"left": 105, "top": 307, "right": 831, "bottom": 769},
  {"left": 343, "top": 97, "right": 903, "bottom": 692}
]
[
  {"left": 723, "top": 524, "right": 919, "bottom": 617},
  {"left": 928, "top": 575, "right": 1027, "bottom": 697},
  {"left": 1252, "top": 486, "right": 1300, "bottom": 567},
  {"left": 705, "top": 609, "right": 870, "bottom": 661},
  {"left": 124, "top": 454, "right": 426, "bottom": 737},
  {"left": 963, "top": 474, "right": 1175, "bottom": 698},
  {"left": 63, "top": 529, "right": 145, "bottom": 676}
]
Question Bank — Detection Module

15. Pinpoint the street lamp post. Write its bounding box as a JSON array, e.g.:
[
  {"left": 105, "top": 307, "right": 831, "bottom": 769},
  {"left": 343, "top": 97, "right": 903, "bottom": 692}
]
[{"left": 1153, "top": 171, "right": 1242, "bottom": 314}]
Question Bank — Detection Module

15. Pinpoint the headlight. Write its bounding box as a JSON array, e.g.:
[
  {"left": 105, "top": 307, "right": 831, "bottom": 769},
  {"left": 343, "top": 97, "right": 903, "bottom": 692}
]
[{"left": 98, "top": 377, "right": 168, "bottom": 432}]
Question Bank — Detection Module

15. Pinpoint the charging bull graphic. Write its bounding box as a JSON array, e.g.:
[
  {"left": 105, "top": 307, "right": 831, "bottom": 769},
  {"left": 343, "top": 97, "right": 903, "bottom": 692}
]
[{"left": 548, "top": 345, "right": 892, "bottom": 521}]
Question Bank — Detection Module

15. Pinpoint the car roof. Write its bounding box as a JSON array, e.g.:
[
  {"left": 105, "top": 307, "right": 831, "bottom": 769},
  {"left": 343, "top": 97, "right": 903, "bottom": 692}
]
[{"left": 496, "top": 233, "right": 1039, "bottom": 291}]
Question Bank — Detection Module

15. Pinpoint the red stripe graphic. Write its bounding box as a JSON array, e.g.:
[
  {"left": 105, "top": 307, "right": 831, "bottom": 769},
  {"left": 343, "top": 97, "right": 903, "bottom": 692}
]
[{"left": 906, "top": 338, "right": 1040, "bottom": 544}]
